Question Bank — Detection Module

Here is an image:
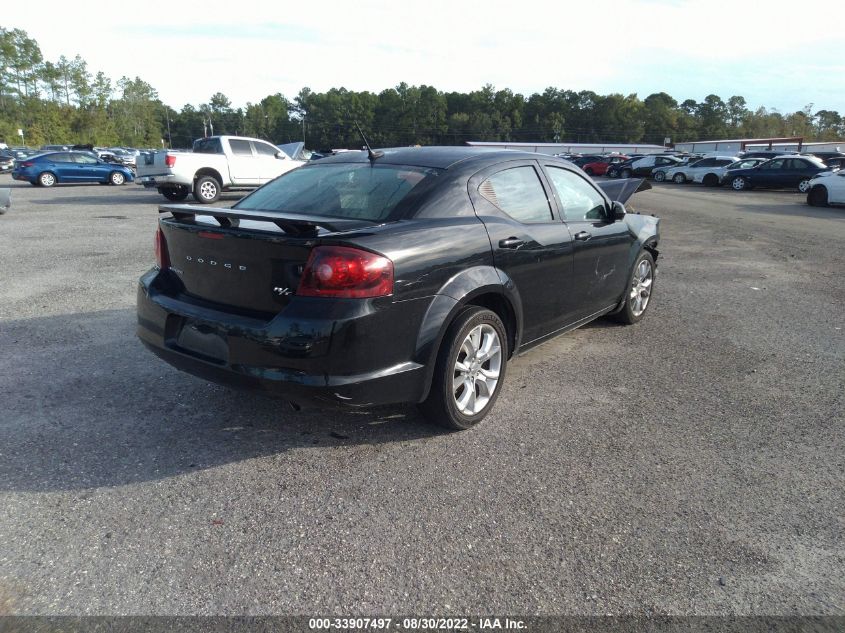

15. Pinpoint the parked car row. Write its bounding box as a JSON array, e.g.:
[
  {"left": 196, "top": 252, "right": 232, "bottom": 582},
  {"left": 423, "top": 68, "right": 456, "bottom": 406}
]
[{"left": 601, "top": 150, "right": 843, "bottom": 194}]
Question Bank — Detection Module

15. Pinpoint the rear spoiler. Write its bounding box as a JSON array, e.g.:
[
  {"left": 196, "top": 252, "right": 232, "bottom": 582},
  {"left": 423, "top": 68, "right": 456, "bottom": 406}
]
[
  {"left": 159, "top": 204, "right": 376, "bottom": 236},
  {"left": 597, "top": 178, "right": 651, "bottom": 204}
]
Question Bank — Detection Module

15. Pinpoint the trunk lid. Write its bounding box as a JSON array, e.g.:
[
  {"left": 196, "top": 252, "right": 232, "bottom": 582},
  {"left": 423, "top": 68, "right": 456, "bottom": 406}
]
[{"left": 158, "top": 205, "right": 375, "bottom": 315}]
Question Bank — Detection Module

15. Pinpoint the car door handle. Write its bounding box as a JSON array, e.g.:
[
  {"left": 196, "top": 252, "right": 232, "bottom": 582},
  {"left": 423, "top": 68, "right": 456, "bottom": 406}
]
[
  {"left": 498, "top": 237, "right": 525, "bottom": 249},
  {"left": 574, "top": 231, "right": 592, "bottom": 241}
]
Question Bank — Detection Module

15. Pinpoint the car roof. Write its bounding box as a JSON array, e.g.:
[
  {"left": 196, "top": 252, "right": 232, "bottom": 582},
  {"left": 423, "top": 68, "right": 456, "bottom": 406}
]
[{"left": 313, "top": 146, "right": 551, "bottom": 170}]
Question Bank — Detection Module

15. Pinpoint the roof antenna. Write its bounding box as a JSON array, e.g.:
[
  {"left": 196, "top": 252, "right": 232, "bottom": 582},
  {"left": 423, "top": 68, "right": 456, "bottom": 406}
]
[{"left": 355, "top": 121, "right": 383, "bottom": 161}]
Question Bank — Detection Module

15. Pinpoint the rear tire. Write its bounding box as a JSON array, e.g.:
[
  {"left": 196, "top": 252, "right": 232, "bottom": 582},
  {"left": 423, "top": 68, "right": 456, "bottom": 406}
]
[
  {"left": 673, "top": 173, "right": 686, "bottom": 184},
  {"left": 798, "top": 178, "right": 811, "bottom": 193},
  {"left": 584, "top": 167, "right": 594, "bottom": 176},
  {"left": 161, "top": 186, "right": 190, "bottom": 201},
  {"left": 613, "top": 251, "right": 656, "bottom": 325},
  {"left": 620, "top": 168, "right": 632, "bottom": 179},
  {"left": 38, "top": 172, "right": 56, "bottom": 187},
  {"left": 703, "top": 173, "right": 719, "bottom": 187},
  {"left": 419, "top": 306, "right": 508, "bottom": 431},
  {"left": 193, "top": 175, "right": 221, "bottom": 204},
  {"left": 653, "top": 171, "right": 666, "bottom": 182},
  {"left": 807, "top": 186, "right": 828, "bottom": 207}
]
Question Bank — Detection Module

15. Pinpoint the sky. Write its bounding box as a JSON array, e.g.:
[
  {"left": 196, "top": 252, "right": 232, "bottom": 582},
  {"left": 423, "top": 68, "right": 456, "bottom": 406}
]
[{"left": 6, "top": 0, "right": 844, "bottom": 114}]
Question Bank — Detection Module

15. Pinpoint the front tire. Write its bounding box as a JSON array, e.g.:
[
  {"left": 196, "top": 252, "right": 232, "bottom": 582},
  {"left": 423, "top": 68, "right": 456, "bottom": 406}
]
[
  {"left": 731, "top": 176, "right": 749, "bottom": 191},
  {"left": 419, "top": 307, "right": 508, "bottom": 431},
  {"left": 653, "top": 171, "right": 666, "bottom": 182},
  {"left": 584, "top": 167, "right": 594, "bottom": 176},
  {"left": 38, "top": 172, "right": 56, "bottom": 187},
  {"left": 807, "top": 186, "right": 828, "bottom": 207},
  {"left": 620, "top": 168, "right": 632, "bottom": 179},
  {"left": 613, "top": 251, "right": 655, "bottom": 325},
  {"left": 703, "top": 173, "right": 719, "bottom": 187},
  {"left": 193, "top": 175, "right": 221, "bottom": 203},
  {"left": 109, "top": 171, "right": 126, "bottom": 185}
]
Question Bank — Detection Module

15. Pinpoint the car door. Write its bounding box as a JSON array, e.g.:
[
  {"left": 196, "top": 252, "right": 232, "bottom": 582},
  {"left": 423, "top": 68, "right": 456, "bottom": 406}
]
[
  {"left": 655, "top": 157, "right": 679, "bottom": 174},
  {"left": 71, "top": 153, "right": 103, "bottom": 180},
  {"left": 753, "top": 158, "right": 786, "bottom": 187},
  {"left": 790, "top": 158, "right": 822, "bottom": 186},
  {"left": 49, "top": 153, "right": 80, "bottom": 181},
  {"left": 252, "top": 140, "right": 286, "bottom": 183},
  {"left": 226, "top": 138, "right": 259, "bottom": 185},
  {"left": 543, "top": 164, "right": 634, "bottom": 320},
  {"left": 468, "top": 160, "right": 577, "bottom": 343},
  {"left": 689, "top": 158, "right": 714, "bottom": 179},
  {"left": 632, "top": 156, "right": 654, "bottom": 176}
]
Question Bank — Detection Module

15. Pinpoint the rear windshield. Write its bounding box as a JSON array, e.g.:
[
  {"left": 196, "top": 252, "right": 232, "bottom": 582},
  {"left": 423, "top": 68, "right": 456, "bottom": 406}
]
[{"left": 235, "top": 163, "right": 442, "bottom": 221}]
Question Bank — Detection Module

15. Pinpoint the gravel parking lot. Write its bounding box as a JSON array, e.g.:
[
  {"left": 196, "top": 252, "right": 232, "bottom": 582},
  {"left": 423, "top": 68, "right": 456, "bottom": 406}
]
[{"left": 0, "top": 176, "right": 842, "bottom": 616}]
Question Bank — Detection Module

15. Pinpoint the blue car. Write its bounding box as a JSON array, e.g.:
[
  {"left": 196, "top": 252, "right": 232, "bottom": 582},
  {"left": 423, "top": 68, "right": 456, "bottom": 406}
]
[{"left": 12, "top": 151, "right": 135, "bottom": 187}]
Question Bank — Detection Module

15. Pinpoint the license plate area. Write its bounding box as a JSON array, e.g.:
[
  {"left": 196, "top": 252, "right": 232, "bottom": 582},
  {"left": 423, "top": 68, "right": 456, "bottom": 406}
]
[{"left": 167, "top": 316, "right": 229, "bottom": 364}]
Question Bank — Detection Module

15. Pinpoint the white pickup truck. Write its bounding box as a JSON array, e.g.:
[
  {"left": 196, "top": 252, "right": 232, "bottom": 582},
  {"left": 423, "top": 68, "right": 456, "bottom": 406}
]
[{"left": 136, "top": 135, "right": 305, "bottom": 203}]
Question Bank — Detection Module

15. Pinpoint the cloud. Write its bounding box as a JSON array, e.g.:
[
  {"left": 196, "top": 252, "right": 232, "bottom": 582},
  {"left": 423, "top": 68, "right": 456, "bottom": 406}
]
[{"left": 5, "top": 0, "right": 843, "bottom": 113}]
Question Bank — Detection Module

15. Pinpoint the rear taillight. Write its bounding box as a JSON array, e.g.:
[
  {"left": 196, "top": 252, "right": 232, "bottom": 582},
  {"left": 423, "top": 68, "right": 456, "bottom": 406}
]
[
  {"left": 165, "top": 154, "right": 177, "bottom": 168},
  {"left": 298, "top": 246, "right": 393, "bottom": 298},
  {"left": 154, "top": 228, "right": 170, "bottom": 269},
  {"left": 20, "top": 161, "right": 34, "bottom": 168}
]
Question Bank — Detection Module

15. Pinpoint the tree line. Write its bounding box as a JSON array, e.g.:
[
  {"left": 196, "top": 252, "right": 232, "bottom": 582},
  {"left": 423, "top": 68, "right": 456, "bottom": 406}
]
[{"left": 1, "top": 27, "right": 843, "bottom": 151}]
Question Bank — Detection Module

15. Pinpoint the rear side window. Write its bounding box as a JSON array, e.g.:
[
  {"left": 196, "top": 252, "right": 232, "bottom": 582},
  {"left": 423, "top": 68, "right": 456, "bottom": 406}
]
[
  {"left": 766, "top": 159, "right": 786, "bottom": 170},
  {"left": 229, "top": 139, "right": 253, "bottom": 156},
  {"left": 235, "top": 163, "right": 442, "bottom": 221},
  {"left": 714, "top": 159, "right": 733, "bottom": 167},
  {"left": 478, "top": 166, "right": 552, "bottom": 224},
  {"left": 545, "top": 167, "right": 607, "bottom": 222},
  {"left": 71, "top": 154, "right": 98, "bottom": 164},
  {"left": 193, "top": 138, "right": 223, "bottom": 154}
]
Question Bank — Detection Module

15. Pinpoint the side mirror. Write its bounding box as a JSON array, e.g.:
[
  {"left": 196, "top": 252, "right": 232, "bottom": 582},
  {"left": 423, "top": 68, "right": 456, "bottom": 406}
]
[
  {"left": 275, "top": 151, "right": 286, "bottom": 160},
  {"left": 611, "top": 201, "right": 626, "bottom": 221}
]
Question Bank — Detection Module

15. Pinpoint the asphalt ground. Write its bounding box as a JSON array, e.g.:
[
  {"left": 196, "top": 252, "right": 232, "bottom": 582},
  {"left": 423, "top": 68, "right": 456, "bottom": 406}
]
[{"left": 0, "top": 175, "right": 842, "bottom": 616}]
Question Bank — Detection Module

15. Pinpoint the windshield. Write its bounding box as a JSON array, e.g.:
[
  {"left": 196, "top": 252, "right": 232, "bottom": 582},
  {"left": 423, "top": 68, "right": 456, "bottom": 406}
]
[{"left": 235, "top": 163, "right": 442, "bottom": 222}]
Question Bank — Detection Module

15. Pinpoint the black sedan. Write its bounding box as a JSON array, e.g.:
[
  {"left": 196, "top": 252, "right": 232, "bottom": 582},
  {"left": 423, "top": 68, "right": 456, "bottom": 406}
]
[
  {"left": 723, "top": 156, "right": 831, "bottom": 192},
  {"left": 137, "top": 147, "right": 659, "bottom": 430}
]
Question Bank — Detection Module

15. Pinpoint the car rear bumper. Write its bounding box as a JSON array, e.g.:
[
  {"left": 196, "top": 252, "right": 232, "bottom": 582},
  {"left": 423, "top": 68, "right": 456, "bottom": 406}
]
[
  {"left": 136, "top": 270, "right": 430, "bottom": 409},
  {"left": 138, "top": 174, "right": 182, "bottom": 188}
]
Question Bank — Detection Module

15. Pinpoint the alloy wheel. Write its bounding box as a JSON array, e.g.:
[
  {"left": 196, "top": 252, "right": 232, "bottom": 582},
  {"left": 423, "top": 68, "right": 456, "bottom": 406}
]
[
  {"left": 452, "top": 323, "right": 502, "bottom": 416},
  {"left": 630, "top": 258, "right": 653, "bottom": 317},
  {"left": 199, "top": 181, "right": 218, "bottom": 200}
]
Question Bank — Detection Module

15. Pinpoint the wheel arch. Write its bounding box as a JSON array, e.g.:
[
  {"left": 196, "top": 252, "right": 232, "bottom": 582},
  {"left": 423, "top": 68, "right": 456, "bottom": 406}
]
[
  {"left": 194, "top": 167, "right": 223, "bottom": 185},
  {"left": 412, "top": 266, "right": 522, "bottom": 402}
]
